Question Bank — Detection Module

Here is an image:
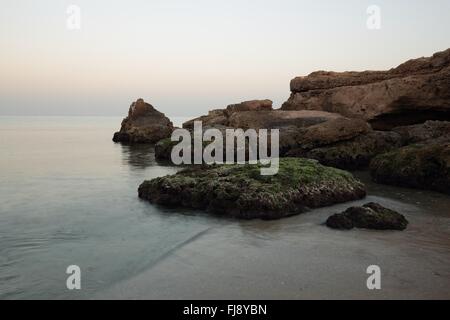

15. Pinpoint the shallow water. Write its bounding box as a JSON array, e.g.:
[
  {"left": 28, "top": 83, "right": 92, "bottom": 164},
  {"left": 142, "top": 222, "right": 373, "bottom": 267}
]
[{"left": 0, "top": 116, "right": 449, "bottom": 299}]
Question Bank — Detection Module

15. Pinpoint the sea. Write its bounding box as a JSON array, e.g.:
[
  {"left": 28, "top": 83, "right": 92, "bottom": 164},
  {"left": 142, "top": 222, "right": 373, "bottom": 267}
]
[{"left": 0, "top": 116, "right": 449, "bottom": 299}]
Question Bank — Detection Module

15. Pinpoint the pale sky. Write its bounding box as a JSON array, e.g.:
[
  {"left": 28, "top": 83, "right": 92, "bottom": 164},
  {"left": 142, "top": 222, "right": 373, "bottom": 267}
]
[{"left": 0, "top": 0, "right": 449, "bottom": 117}]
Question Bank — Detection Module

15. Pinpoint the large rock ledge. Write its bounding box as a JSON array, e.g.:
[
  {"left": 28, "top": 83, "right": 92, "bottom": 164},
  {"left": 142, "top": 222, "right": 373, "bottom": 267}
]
[
  {"left": 138, "top": 158, "right": 366, "bottom": 220},
  {"left": 281, "top": 48, "right": 450, "bottom": 130},
  {"left": 113, "top": 98, "right": 173, "bottom": 144}
]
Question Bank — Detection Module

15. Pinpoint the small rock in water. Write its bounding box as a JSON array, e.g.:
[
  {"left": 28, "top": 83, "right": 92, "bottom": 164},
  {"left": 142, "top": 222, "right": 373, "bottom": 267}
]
[{"left": 326, "top": 202, "right": 408, "bottom": 231}]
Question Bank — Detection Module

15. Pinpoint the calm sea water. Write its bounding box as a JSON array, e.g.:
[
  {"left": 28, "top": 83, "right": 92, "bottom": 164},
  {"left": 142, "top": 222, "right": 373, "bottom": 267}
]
[{"left": 0, "top": 116, "right": 449, "bottom": 299}]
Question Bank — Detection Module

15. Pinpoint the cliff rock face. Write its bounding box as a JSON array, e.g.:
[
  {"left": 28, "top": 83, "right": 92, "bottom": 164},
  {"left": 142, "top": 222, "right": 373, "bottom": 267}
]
[
  {"left": 113, "top": 98, "right": 173, "bottom": 144},
  {"left": 282, "top": 49, "right": 450, "bottom": 130}
]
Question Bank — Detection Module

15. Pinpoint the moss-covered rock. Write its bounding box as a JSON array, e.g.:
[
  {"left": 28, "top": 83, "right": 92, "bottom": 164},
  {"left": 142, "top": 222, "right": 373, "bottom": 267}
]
[
  {"left": 155, "top": 138, "right": 177, "bottom": 160},
  {"left": 138, "top": 158, "right": 366, "bottom": 219},
  {"left": 326, "top": 202, "right": 408, "bottom": 230},
  {"left": 370, "top": 140, "right": 450, "bottom": 194},
  {"left": 287, "top": 131, "right": 403, "bottom": 169}
]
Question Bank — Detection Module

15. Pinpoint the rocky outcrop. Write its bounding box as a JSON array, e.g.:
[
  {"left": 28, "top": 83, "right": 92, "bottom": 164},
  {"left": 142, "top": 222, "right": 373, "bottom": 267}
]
[
  {"left": 326, "top": 202, "right": 408, "bottom": 230},
  {"left": 183, "top": 99, "right": 273, "bottom": 130},
  {"left": 225, "top": 99, "right": 273, "bottom": 115},
  {"left": 286, "top": 118, "right": 371, "bottom": 150},
  {"left": 278, "top": 118, "right": 402, "bottom": 169},
  {"left": 162, "top": 104, "right": 403, "bottom": 169},
  {"left": 227, "top": 110, "right": 341, "bottom": 130},
  {"left": 282, "top": 49, "right": 450, "bottom": 130},
  {"left": 154, "top": 138, "right": 176, "bottom": 161},
  {"left": 288, "top": 131, "right": 403, "bottom": 169},
  {"left": 183, "top": 109, "right": 229, "bottom": 130},
  {"left": 393, "top": 120, "right": 450, "bottom": 144},
  {"left": 182, "top": 99, "right": 343, "bottom": 131},
  {"left": 138, "top": 158, "right": 366, "bottom": 220},
  {"left": 370, "top": 139, "right": 450, "bottom": 194},
  {"left": 113, "top": 98, "right": 173, "bottom": 144}
]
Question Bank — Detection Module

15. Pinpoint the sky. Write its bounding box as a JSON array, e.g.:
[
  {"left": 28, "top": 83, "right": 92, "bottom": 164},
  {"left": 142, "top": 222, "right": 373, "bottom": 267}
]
[{"left": 0, "top": 0, "right": 449, "bottom": 117}]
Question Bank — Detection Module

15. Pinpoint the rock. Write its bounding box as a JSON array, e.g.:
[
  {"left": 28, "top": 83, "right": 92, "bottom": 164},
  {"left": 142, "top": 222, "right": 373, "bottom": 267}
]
[
  {"left": 279, "top": 118, "right": 403, "bottom": 169},
  {"left": 393, "top": 120, "right": 450, "bottom": 144},
  {"left": 113, "top": 98, "right": 173, "bottom": 144},
  {"left": 138, "top": 158, "right": 366, "bottom": 220},
  {"left": 179, "top": 106, "right": 396, "bottom": 169},
  {"left": 227, "top": 110, "right": 341, "bottom": 130},
  {"left": 326, "top": 202, "right": 408, "bottom": 230},
  {"left": 287, "top": 131, "right": 403, "bottom": 169},
  {"left": 289, "top": 118, "right": 371, "bottom": 150},
  {"left": 183, "top": 99, "right": 273, "bottom": 130},
  {"left": 155, "top": 138, "right": 176, "bottom": 161},
  {"left": 182, "top": 98, "right": 341, "bottom": 131},
  {"left": 370, "top": 139, "right": 450, "bottom": 194},
  {"left": 157, "top": 111, "right": 347, "bottom": 163},
  {"left": 282, "top": 48, "right": 450, "bottom": 130},
  {"left": 224, "top": 99, "right": 273, "bottom": 116},
  {"left": 183, "top": 109, "right": 228, "bottom": 131}
]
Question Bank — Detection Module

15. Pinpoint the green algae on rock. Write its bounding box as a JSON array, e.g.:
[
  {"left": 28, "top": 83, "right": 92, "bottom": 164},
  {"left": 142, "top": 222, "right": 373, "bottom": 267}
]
[
  {"left": 138, "top": 158, "right": 366, "bottom": 220},
  {"left": 326, "top": 202, "right": 409, "bottom": 230},
  {"left": 370, "top": 140, "right": 450, "bottom": 194}
]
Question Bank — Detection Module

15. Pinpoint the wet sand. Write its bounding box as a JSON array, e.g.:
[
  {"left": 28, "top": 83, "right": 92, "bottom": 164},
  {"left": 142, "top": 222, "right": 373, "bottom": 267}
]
[{"left": 98, "top": 173, "right": 450, "bottom": 299}]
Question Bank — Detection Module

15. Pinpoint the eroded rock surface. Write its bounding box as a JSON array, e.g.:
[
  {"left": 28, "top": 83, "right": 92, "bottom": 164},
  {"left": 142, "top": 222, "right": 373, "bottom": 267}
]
[{"left": 282, "top": 49, "right": 450, "bottom": 130}]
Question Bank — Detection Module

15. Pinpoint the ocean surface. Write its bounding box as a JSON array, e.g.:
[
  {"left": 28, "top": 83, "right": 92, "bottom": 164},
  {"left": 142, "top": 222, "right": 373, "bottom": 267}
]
[{"left": 0, "top": 116, "right": 449, "bottom": 299}]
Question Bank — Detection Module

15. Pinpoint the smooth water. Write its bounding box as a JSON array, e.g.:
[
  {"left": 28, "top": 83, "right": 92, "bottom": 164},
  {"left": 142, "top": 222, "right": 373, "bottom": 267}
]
[{"left": 0, "top": 116, "right": 449, "bottom": 299}]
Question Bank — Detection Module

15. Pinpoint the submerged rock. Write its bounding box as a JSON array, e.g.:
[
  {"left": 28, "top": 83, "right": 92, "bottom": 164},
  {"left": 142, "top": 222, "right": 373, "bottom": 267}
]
[
  {"left": 113, "top": 98, "right": 173, "bottom": 144},
  {"left": 370, "top": 139, "right": 450, "bottom": 194},
  {"left": 138, "top": 158, "right": 366, "bottom": 220},
  {"left": 326, "top": 202, "right": 408, "bottom": 230},
  {"left": 281, "top": 48, "right": 450, "bottom": 130}
]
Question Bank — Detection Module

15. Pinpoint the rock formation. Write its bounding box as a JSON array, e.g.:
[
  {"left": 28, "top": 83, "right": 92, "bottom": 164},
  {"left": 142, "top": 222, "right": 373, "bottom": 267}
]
[
  {"left": 138, "top": 158, "right": 366, "bottom": 220},
  {"left": 289, "top": 131, "right": 403, "bottom": 169},
  {"left": 113, "top": 98, "right": 173, "bottom": 144},
  {"left": 183, "top": 99, "right": 343, "bottom": 130},
  {"left": 370, "top": 138, "right": 450, "bottom": 194},
  {"left": 326, "top": 202, "right": 408, "bottom": 230},
  {"left": 160, "top": 99, "right": 404, "bottom": 169},
  {"left": 392, "top": 120, "right": 450, "bottom": 144},
  {"left": 282, "top": 49, "right": 450, "bottom": 130}
]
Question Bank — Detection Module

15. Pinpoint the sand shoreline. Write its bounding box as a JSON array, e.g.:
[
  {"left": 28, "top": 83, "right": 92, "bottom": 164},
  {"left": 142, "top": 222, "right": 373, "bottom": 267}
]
[{"left": 97, "top": 175, "right": 450, "bottom": 299}]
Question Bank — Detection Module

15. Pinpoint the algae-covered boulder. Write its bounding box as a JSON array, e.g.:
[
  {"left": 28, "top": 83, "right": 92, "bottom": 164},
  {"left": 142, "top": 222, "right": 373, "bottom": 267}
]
[
  {"left": 155, "top": 138, "right": 176, "bottom": 160},
  {"left": 370, "top": 140, "right": 450, "bottom": 194},
  {"left": 138, "top": 158, "right": 366, "bottom": 220},
  {"left": 288, "top": 131, "right": 403, "bottom": 169},
  {"left": 326, "top": 202, "right": 408, "bottom": 230}
]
